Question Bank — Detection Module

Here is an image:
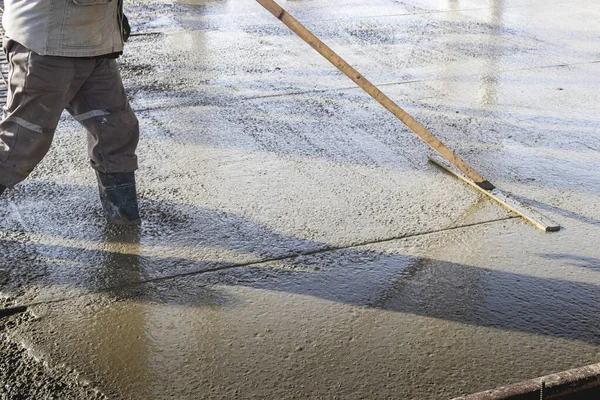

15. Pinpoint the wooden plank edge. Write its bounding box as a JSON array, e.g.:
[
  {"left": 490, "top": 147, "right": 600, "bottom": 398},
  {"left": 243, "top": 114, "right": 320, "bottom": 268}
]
[{"left": 428, "top": 157, "right": 561, "bottom": 232}]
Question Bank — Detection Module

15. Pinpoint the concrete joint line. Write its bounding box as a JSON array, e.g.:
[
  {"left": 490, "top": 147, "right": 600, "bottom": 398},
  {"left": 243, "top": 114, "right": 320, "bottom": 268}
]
[
  {"left": 230, "top": 0, "right": 571, "bottom": 30},
  {"left": 188, "top": 61, "right": 599, "bottom": 107},
  {"left": 276, "top": 216, "right": 520, "bottom": 261},
  {"left": 11, "top": 216, "right": 517, "bottom": 312},
  {"left": 76, "top": 215, "right": 520, "bottom": 289},
  {"left": 130, "top": 61, "right": 599, "bottom": 114},
  {"left": 129, "top": 32, "right": 162, "bottom": 37},
  {"left": 239, "top": 78, "right": 427, "bottom": 102}
]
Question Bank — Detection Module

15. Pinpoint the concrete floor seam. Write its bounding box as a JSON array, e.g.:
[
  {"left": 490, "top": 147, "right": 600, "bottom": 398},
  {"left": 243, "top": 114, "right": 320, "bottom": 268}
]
[
  {"left": 4, "top": 215, "right": 518, "bottom": 313},
  {"left": 357, "top": 1, "right": 578, "bottom": 21},
  {"left": 209, "top": 0, "right": 578, "bottom": 28},
  {"left": 238, "top": 60, "right": 600, "bottom": 101},
  {"left": 131, "top": 60, "right": 600, "bottom": 112}
]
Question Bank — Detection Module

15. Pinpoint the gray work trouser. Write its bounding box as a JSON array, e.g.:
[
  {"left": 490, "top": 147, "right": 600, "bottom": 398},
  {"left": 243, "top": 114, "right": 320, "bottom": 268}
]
[{"left": 0, "top": 40, "right": 139, "bottom": 188}]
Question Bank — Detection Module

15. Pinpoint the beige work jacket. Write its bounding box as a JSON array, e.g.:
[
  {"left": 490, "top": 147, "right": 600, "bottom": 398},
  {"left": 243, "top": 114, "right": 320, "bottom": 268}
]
[{"left": 2, "top": 0, "right": 124, "bottom": 57}]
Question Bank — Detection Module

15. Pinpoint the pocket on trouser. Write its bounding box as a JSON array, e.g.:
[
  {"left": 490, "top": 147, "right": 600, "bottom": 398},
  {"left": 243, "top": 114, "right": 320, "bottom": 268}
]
[
  {"left": 0, "top": 121, "right": 55, "bottom": 186},
  {"left": 62, "top": 0, "right": 112, "bottom": 48},
  {"left": 78, "top": 108, "right": 139, "bottom": 173}
]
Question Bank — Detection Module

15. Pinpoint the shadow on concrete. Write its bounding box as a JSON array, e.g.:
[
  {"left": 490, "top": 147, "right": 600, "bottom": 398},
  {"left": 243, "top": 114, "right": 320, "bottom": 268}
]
[{"left": 1, "top": 181, "right": 599, "bottom": 345}]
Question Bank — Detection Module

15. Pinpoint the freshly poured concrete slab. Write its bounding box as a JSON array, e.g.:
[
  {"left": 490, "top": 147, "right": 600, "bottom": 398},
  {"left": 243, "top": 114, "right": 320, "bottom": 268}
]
[
  {"left": 6, "top": 220, "right": 599, "bottom": 399},
  {"left": 124, "top": 0, "right": 593, "bottom": 103},
  {"left": 0, "top": 0, "right": 599, "bottom": 397}
]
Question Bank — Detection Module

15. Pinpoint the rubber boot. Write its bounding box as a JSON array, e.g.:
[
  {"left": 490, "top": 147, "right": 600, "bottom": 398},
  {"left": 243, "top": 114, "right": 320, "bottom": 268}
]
[
  {"left": 96, "top": 171, "right": 140, "bottom": 225},
  {"left": 0, "top": 184, "right": 5, "bottom": 196}
]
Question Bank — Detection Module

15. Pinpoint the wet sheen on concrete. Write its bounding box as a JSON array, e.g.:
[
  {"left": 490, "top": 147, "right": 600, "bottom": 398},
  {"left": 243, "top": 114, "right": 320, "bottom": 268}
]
[{"left": 1, "top": 0, "right": 599, "bottom": 398}]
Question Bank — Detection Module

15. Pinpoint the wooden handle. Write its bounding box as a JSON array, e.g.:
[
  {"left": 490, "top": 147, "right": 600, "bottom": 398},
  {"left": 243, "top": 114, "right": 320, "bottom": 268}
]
[{"left": 256, "top": 0, "right": 494, "bottom": 190}]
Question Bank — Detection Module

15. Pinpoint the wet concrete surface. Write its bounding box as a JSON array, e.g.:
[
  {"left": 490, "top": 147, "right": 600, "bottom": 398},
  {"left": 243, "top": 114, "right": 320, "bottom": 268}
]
[{"left": 1, "top": 0, "right": 599, "bottom": 398}]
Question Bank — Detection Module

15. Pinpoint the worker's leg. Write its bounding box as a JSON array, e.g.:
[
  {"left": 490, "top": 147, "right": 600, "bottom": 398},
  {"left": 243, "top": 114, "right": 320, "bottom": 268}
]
[
  {"left": 66, "top": 58, "right": 140, "bottom": 223},
  {"left": 66, "top": 58, "right": 139, "bottom": 174},
  {"left": 0, "top": 41, "right": 84, "bottom": 190}
]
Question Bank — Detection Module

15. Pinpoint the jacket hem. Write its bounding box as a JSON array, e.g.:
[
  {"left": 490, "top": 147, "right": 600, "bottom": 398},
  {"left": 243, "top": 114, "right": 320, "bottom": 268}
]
[
  {"left": 4, "top": 35, "right": 123, "bottom": 58},
  {"left": 32, "top": 47, "right": 125, "bottom": 57}
]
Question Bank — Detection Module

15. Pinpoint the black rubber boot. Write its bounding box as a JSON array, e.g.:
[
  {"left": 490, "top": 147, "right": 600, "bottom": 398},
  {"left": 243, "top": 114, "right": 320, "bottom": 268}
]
[
  {"left": 0, "top": 184, "right": 5, "bottom": 196},
  {"left": 96, "top": 171, "right": 140, "bottom": 225}
]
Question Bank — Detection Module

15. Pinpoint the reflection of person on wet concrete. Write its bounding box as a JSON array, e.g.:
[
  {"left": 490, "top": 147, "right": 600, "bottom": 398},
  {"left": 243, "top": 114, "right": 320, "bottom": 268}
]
[{"left": 0, "top": 0, "right": 140, "bottom": 224}]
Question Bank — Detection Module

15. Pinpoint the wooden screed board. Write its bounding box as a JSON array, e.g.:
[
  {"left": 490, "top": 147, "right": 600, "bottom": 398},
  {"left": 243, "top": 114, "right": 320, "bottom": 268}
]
[
  {"left": 256, "top": 0, "right": 560, "bottom": 232},
  {"left": 255, "top": 0, "right": 494, "bottom": 191}
]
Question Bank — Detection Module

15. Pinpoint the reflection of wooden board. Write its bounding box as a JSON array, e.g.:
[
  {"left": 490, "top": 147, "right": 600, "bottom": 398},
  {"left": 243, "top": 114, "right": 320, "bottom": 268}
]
[{"left": 429, "top": 157, "right": 561, "bottom": 232}]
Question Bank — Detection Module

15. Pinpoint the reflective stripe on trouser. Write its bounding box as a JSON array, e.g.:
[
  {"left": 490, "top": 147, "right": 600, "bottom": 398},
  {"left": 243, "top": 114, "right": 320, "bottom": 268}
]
[{"left": 0, "top": 40, "right": 139, "bottom": 187}]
